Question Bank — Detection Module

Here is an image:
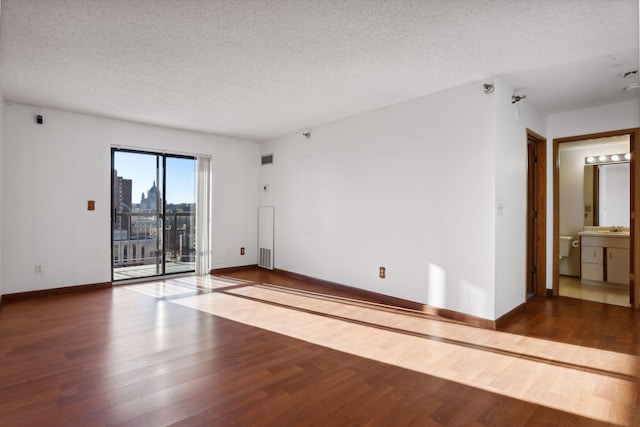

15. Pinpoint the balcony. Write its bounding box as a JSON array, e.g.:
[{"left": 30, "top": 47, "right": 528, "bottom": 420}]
[{"left": 113, "top": 211, "right": 196, "bottom": 281}]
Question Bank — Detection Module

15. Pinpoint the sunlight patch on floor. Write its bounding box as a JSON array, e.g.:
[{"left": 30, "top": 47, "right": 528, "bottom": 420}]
[
  {"left": 123, "top": 275, "right": 252, "bottom": 299},
  {"left": 162, "top": 277, "right": 640, "bottom": 425}
]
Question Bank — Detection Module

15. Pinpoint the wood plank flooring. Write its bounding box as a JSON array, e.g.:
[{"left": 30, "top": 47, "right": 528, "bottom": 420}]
[{"left": 1, "top": 268, "right": 639, "bottom": 426}]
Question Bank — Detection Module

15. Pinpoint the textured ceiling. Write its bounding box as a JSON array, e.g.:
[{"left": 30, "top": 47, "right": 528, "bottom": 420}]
[{"left": 0, "top": 0, "right": 638, "bottom": 141}]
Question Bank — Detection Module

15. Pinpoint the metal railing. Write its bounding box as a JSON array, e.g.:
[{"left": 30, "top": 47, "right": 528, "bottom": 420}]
[{"left": 112, "top": 211, "right": 196, "bottom": 278}]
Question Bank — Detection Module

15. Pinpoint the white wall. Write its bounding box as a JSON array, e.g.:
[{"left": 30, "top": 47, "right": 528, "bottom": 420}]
[
  {"left": 2, "top": 104, "right": 260, "bottom": 294},
  {"left": 546, "top": 99, "right": 640, "bottom": 288},
  {"left": 492, "top": 78, "right": 546, "bottom": 318},
  {"left": 548, "top": 100, "right": 640, "bottom": 139},
  {"left": 260, "top": 79, "right": 542, "bottom": 320},
  {"left": 0, "top": 93, "right": 4, "bottom": 298},
  {"left": 558, "top": 140, "right": 630, "bottom": 276}
]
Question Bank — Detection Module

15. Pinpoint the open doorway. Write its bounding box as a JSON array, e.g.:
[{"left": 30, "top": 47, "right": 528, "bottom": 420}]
[{"left": 553, "top": 129, "right": 640, "bottom": 309}]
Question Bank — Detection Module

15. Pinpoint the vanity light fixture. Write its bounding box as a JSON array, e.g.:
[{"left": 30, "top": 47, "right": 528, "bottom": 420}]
[{"left": 584, "top": 153, "right": 631, "bottom": 165}]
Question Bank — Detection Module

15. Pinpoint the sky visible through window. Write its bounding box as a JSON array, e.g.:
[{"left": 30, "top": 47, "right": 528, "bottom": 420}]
[{"left": 114, "top": 151, "right": 196, "bottom": 205}]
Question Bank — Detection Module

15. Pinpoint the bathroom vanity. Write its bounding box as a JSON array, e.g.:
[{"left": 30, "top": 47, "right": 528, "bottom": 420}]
[{"left": 578, "top": 230, "right": 630, "bottom": 285}]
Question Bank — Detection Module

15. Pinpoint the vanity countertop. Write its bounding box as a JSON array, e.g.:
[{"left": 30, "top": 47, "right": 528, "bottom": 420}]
[{"left": 578, "top": 231, "right": 630, "bottom": 238}]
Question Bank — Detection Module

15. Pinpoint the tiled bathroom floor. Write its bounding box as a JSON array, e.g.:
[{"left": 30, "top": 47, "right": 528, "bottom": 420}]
[{"left": 559, "top": 275, "right": 631, "bottom": 307}]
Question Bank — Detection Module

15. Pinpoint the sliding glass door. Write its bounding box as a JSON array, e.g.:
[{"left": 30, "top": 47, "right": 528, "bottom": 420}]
[{"left": 111, "top": 148, "right": 196, "bottom": 281}]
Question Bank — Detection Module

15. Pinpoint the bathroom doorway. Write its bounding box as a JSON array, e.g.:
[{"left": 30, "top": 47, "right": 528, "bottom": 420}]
[
  {"left": 553, "top": 128, "right": 640, "bottom": 308},
  {"left": 526, "top": 129, "right": 547, "bottom": 298}
]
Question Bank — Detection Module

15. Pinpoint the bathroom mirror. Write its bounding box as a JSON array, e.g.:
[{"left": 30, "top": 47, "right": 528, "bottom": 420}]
[{"left": 584, "top": 163, "right": 630, "bottom": 226}]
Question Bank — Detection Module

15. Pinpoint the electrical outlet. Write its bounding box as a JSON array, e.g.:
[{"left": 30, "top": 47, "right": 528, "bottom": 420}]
[
  {"left": 379, "top": 266, "right": 386, "bottom": 279},
  {"left": 240, "top": 247, "right": 245, "bottom": 255},
  {"left": 35, "top": 265, "right": 43, "bottom": 275}
]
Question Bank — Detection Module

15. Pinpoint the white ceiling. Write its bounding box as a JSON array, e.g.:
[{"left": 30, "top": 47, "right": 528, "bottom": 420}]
[{"left": 0, "top": 0, "right": 638, "bottom": 141}]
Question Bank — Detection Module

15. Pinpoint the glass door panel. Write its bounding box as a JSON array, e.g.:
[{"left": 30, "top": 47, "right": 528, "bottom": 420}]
[
  {"left": 112, "top": 150, "right": 164, "bottom": 281},
  {"left": 164, "top": 156, "right": 196, "bottom": 275}
]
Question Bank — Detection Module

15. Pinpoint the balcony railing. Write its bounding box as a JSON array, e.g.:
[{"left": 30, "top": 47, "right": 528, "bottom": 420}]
[{"left": 112, "top": 211, "right": 196, "bottom": 280}]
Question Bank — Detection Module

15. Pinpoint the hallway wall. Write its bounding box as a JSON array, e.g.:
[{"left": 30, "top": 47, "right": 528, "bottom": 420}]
[{"left": 260, "top": 78, "right": 545, "bottom": 320}]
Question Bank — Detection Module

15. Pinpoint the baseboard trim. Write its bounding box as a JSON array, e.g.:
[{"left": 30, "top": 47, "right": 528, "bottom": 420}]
[
  {"left": 494, "top": 301, "right": 527, "bottom": 329},
  {"left": 274, "top": 268, "right": 496, "bottom": 330},
  {"left": 210, "top": 264, "right": 259, "bottom": 275},
  {"left": 274, "top": 268, "right": 425, "bottom": 310},
  {"left": 427, "top": 306, "right": 496, "bottom": 330},
  {"left": 2, "top": 281, "right": 112, "bottom": 302}
]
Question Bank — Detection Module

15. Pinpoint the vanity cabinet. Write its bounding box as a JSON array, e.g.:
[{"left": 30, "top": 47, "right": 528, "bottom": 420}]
[
  {"left": 607, "top": 247, "right": 630, "bottom": 285},
  {"left": 580, "top": 235, "right": 630, "bottom": 285},
  {"left": 581, "top": 245, "right": 603, "bottom": 281}
]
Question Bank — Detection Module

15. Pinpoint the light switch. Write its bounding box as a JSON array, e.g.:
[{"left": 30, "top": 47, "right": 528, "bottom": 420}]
[{"left": 88, "top": 200, "right": 95, "bottom": 211}]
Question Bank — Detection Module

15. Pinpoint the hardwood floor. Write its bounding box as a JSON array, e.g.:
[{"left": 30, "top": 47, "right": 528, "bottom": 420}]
[{"left": 0, "top": 268, "right": 638, "bottom": 426}]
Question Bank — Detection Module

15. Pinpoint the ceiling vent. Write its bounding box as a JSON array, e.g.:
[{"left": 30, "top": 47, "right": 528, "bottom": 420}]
[{"left": 261, "top": 154, "right": 274, "bottom": 165}]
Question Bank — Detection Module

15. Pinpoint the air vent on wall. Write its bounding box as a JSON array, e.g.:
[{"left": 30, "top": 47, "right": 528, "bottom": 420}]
[{"left": 261, "top": 154, "right": 273, "bottom": 165}]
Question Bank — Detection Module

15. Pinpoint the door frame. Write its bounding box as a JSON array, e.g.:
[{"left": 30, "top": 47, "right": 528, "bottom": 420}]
[
  {"left": 552, "top": 128, "right": 640, "bottom": 309},
  {"left": 526, "top": 129, "right": 547, "bottom": 297}
]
